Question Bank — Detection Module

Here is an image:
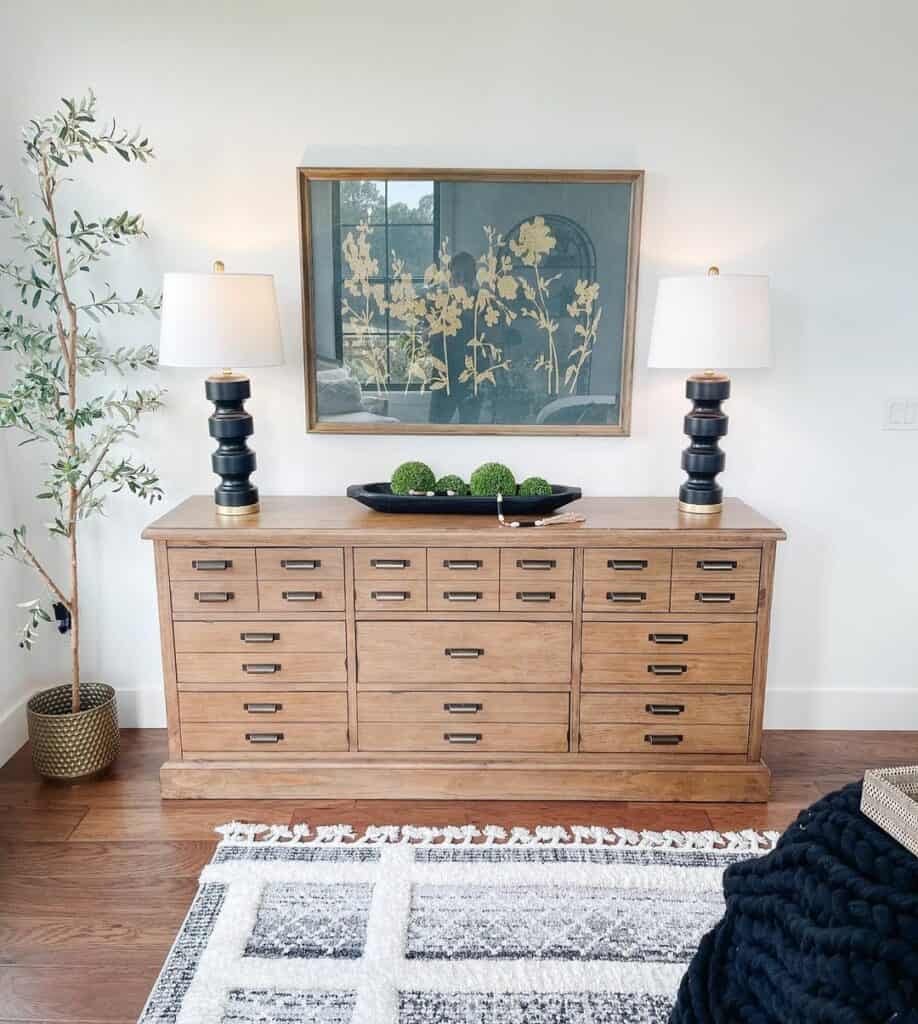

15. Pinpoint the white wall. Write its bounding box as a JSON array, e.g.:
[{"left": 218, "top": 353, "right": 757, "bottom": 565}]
[{"left": 1, "top": 0, "right": 916, "bottom": 751}]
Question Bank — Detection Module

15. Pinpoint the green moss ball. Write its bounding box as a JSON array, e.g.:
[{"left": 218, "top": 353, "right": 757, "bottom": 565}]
[
  {"left": 390, "top": 461, "right": 436, "bottom": 495},
  {"left": 518, "top": 476, "right": 552, "bottom": 497},
  {"left": 435, "top": 474, "right": 469, "bottom": 495},
  {"left": 469, "top": 462, "right": 516, "bottom": 496}
]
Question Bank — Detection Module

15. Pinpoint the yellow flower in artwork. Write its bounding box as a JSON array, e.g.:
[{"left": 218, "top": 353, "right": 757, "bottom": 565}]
[
  {"left": 509, "top": 216, "right": 556, "bottom": 267},
  {"left": 496, "top": 274, "right": 519, "bottom": 300}
]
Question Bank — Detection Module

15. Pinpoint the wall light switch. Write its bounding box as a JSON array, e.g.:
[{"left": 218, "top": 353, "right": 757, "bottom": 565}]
[{"left": 883, "top": 397, "right": 918, "bottom": 430}]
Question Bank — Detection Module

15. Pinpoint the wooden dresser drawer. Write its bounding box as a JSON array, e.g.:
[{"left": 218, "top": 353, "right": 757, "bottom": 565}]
[
  {"left": 182, "top": 722, "right": 348, "bottom": 754},
  {"left": 584, "top": 548, "right": 672, "bottom": 580},
  {"left": 357, "top": 621, "right": 572, "bottom": 684},
  {"left": 581, "top": 692, "right": 751, "bottom": 726},
  {"left": 256, "top": 547, "right": 344, "bottom": 580},
  {"left": 672, "top": 548, "right": 761, "bottom": 582},
  {"left": 176, "top": 652, "right": 346, "bottom": 684},
  {"left": 173, "top": 620, "right": 346, "bottom": 654},
  {"left": 167, "top": 547, "right": 256, "bottom": 581},
  {"left": 583, "top": 580, "right": 670, "bottom": 613},
  {"left": 180, "top": 691, "right": 347, "bottom": 723},
  {"left": 359, "top": 721, "right": 568, "bottom": 753},
  {"left": 428, "top": 548, "right": 499, "bottom": 580},
  {"left": 580, "top": 723, "right": 749, "bottom": 754},
  {"left": 170, "top": 581, "right": 259, "bottom": 613},
  {"left": 258, "top": 580, "right": 345, "bottom": 612},
  {"left": 583, "top": 621, "right": 757, "bottom": 655},
  {"left": 355, "top": 579, "right": 427, "bottom": 611},
  {"left": 581, "top": 653, "right": 754, "bottom": 688},
  {"left": 428, "top": 582, "right": 499, "bottom": 612},
  {"left": 670, "top": 581, "right": 759, "bottom": 614},
  {"left": 500, "top": 548, "right": 572, "bottom": 581},
  {"left": 355, "top": 548, "right": 425, "bottom": 579},
  {"left": 359, "top": 690, "right": 569, "bottom": 724},
  {"left": 500, "top": 580, "right": 572, "bottom": 612}
]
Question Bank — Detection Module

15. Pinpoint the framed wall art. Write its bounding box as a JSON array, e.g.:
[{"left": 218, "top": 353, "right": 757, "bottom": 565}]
[{"left": 298, "top": 168, "right": 643, "bottom": 435}]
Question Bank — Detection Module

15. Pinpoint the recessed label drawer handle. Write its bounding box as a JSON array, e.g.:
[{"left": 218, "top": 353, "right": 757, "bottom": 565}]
[
  {"left": 649, "top": 633, "right": 689, "bottom": 644},
  {"left": 697, "top": 559, "right": 738, "bottom": 571},
  {"left": 444, "top": 559, "right": 482, "bottom": 570},
  {"left": 645, "top": 733, "right": 683, "bottom": 746},
  {"left": 191, "top": 559, "right": 231, "bottom": 571},
  {"left": 194, "top": 591, "right": 233, "bottom": 602},
  {"left": 371, "top": 591, "right": 410, "bottom": 601},
  {"left": 517, "top": 591, "right": 555, "bottom": 602},
  {"left": 444, "top": 591, "right": 482, "bottom": 602},
  {"left": 444, "top": 732, "right": 482, "bottom": 744},
  {"left": 608, "top": 559, "right": 648, "bottom": 570},
  {"left": 243, "top": 663, "right": 280, "bottom": 674},
  {"left": 647, "top": 664, "right": 688, "bottom": 676},
  {"left": 444, "top": 702, "right": 483, "bottom": 714},
  {"left": 695, "top": 592, "right": 735, "bottom": 603},
  {"left": 516, "top": 559, "right": 556, "bottom": 570},
  {"left": 646, "top": 703, "right": 686, "bottom": 716},
  {"left": 445, "top": 647, "right": 484, "bottom": 659},
  {"left": 246, "top": 732, "right": 284, "bottom": 744},
  {"left": 240, "top": 632, "right": 279, "bottom": 644},
  {"left": 282, "top": 591, "right": 321, "bottom": 602},
  {"left": 281, "top": 559, "right": 320, "bottom": 570},
  {"left": 244, "top": 702, "right": 282, "bottom": 714},
  {"left": 371, "top": 558, "right": 409, "bottom": 569},
  {"left": 607, "top": 591, "right": 646, "bottom": 603}
]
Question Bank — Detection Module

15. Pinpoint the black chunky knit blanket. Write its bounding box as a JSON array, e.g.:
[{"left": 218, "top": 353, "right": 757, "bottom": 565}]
[{"left": 670, "top": 782, "right": 918, "bottom": 1024}]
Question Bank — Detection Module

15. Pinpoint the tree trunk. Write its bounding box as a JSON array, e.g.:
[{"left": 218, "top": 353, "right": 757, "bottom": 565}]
[{"left": 70, "top": 489, "right": 80, "bottom": 714}]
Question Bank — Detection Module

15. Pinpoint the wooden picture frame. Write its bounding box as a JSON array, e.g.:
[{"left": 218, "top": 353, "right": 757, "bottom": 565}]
[{"left": 298, "top": 167, "right": 644, "bottom": 435}]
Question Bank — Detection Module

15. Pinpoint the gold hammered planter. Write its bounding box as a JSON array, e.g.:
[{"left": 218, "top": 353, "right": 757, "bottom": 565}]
[{"left": 27, "top": 682, "right": 120, "bottom": 780}]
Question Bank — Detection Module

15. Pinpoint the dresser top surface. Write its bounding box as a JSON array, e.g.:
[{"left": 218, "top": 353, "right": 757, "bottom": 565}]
[{"left": 143, "top": 496, "right": 785, "bottom": 544}]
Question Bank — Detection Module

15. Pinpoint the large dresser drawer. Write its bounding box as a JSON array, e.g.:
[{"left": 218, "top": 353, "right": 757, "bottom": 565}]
[
  {"left": 670, "top": 581, "right": 760, "bottom": 614},
  {"left": 173, "top": 620, "right": 346, "bottom": 654},
  {"left": 258, "top": 580, "right": 346, "bottom": 612},
  {"left": 581, "top": 692, "right": 751, "bottom": 726},
  {"left": 359, "top": 691, "right": 569, "bottom": 724},
  {"left": 167, "top": 547, "right": 256, "bottom": 581},
  {"left": 170, "top": 581, "right": 259, "bottom": 613},
  {"left": 176, "top": 652, "right": 346, "bottom": 683},
  {"left": 672, "top": 548, "right": 761, "bottom": 582},
  {"left": 180, "top": 691, "right": 347, "bottom": 723},
  {"left": 256, "top": 547, "right": 344, "bottom": 580},
  {"left": 182, "top": 722, "right": 348, "bottom": 754},
  {"left": 359, "top": 721, "right": 568, "bottom": 753},
  {"left": 580, "top": 723, "right": 749, "bottom": 754},
  {"left": 357, "top": 621, "right": 572, "bottom": 684},
  {"left": 581, "top": 653, "right": 754, "bottom": 688},
  {"left": 583, "top": 621, "right": 756, "bottom": 655},
  {"left": 583, "top": 580, "right": 670, "bottom": 613},
  {"left": 584, "top": 548, "right": 672, "bottom": 580}
]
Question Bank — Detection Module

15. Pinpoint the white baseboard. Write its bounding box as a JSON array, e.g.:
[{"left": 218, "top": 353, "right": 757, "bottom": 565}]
[
  {"left": 0, "top": 693, "right": 29, "bottom": 768},
  {"left": 765, "top": 688, "right": 918, "bottom": 730}
]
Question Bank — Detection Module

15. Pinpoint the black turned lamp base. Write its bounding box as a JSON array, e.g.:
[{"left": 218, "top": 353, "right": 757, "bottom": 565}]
[
  {"left": 678, "top": 373, "right": 729, "bottom": 515},
  {"left": 205, "top": 374, "right": 260, "bottom": 517}
]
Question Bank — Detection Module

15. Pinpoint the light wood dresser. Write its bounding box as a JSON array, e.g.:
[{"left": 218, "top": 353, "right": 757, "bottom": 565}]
[{"left": 143, "top": 496, "right": 785, "bottom": 801}]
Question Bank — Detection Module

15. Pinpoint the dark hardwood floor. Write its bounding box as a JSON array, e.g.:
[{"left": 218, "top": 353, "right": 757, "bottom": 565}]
[{"left": 0, "top": 728, "right": 915, "bottom": 1022}]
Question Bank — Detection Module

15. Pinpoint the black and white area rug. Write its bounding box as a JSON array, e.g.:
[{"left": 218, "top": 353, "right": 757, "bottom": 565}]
[{"left": 138, "top": 823, "right": 778, "bottom": 1024}]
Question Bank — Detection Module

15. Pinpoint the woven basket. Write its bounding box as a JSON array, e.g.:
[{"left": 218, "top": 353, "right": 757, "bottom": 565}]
[
  {"left": 861, "top": 766, "right": 918, "bottom": 857},
  {"left": 27, "top": 682, "right": 120, "bottom": 781}
]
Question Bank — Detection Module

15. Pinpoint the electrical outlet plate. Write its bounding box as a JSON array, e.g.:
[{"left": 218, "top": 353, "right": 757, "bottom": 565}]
[{"left": 883, "top": 397, "right": 918, "bottom": 430}]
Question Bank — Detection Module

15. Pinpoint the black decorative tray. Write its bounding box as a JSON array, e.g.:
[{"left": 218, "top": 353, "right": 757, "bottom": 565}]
[{"left": 347, "top": 482, "right": 582, "bottom": 516}]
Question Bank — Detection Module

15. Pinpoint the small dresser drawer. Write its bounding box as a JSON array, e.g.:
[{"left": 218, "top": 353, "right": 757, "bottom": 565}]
[
  {"left": 176, "top": 652, "right": 346, "bottom": 684},
  {"left": 500, "top": 580, "right": 572, "bottom": 612},
  {"left": 256, "top": 547, "right": 344, "bottom": 580},
  {"left": 428, "top": 582, "right": 499, "bottom": 612},
  {"left": 355, "top": 579, "right": 427, "bottom": 611},
  {"left": 581, "top": 653, "right": 754, "bottom": 689},
  {"left": 670, "top": 581, "right": 759, "bottom": 614},
  {"left": 500, "top": 548, "right": 572, "bottom": 581},
  {"left": 584, "top": 548, "right": 672, "bottom": 580},
  {"left": 258, "top": 581, "right": 346, "bottom": 612},
  {"left": 170, "top": 581, "right": 259, "bottom": 613},
  {"left": 580, "top": 723, "right": 749, "bottom": 755},
  {"left": 180, "top": 691, "right": 347, "bottom": 723},
  {"left": 167, "top": 547, "right": 256, "bottom": 581},
  {"left": 355, "top": 548, "right": 426, "bottom": 580},
  {"left": 581, "top": 692, "right": 751, "bottom": 726},
  {"left": 583, "top": 621, "right": 756, "bottom": 655},
  {"left": 672, "top": 548, "right": 761, "bottom": 583},
  {"left": 174, "top": 620, "right": 346, "bottom": 654},
  {"left": 182, "top": 722, "right": 348, "bottom": 754},
  {"left": 583, "top": 580, "right": 670, "bottom": 613},
  {"left": 359, "top": 690, "right": 569, "bottom": 724},
  {"left": 428, "top": 548, "right": 499, "bottom": 580},
  {"left": 357, "top": 621, "right": 572, "bottom": 684},
  {"left": 359, "top": 721, "right": 568, "bottom": 753}
]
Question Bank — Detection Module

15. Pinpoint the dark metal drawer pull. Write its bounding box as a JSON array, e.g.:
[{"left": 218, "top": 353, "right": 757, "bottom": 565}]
[
  {"left": 516, "top": 558, "right": 556, "bottom": 570},
  {"left": 444, "top": 732, "right": 482, "bottom": 744},
  {"left": 647, "top": 664, "right": 688, "bottom": 676},
  {"left": 191, "top": 559, "right": 231, "bottom": 571},
  {"left": 649, "top": 633, "right": 689, "bottom": 644},
  {"left": 445, "top": 647, "right": 484, "bottom": 659},
  {"left": 282, "top": 590, "right": 321, "bottom": 602},
  {"left": 444, "top": 591, "right": 482, "bottom": 602},
  {"left": 371, "top": 558, "right": 409, "bottom": 569},
  {"left": 243, "top": 663, "right": 280, "bottom": 674},
  {"left": 609, "top": 559, "right": 648, "bottom": 570},
  {"left": 646, "top": 703, "right": 686, "bottom": 716},
  {"left": 517, "top": 591, "right": 555, "bottom": 602},
  {"left": 194, "top": 591, "right": 233, "bottom": 602},
  {"left": 244, "top": 702, "right": 282, "bottom": 714},
  {"left": 281, "top": 559, "right": 320, "bottom": 570},
  {"left": 371, "top": 590, "right": 410, "bottom": 601},
  {"left": 695, "top": 592, "right": 735, "bottom": 603},
  {"left": 240, "top": 632, "right": 279, "bottom": 644},
  {"left": 645, "top": 733, "right": 683, "bottom": 745},
  {"left": 697, "top": 559, "right": 738, "bottom": 571},
  {"left": 444, "top": 559, "right": 482, "bottom": 570},
  {"left": 444, "top": 702, "right": 483, "bottom": 714},
  {"left": 246, "top": 732, "right": 284, "bottom": 743},
  {"left": 607, "top": 591, "right": 647, "bottom": 603}
]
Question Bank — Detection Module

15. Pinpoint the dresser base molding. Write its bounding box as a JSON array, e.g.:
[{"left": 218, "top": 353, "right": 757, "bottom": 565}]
[{"left": 160, "top": 757, "right": 771, "bottom": 802}]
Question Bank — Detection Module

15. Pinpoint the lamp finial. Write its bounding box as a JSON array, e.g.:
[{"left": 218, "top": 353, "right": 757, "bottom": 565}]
[
  {"left": 707, "top": 265, "right": 720, "bottom": 276},
  {"left": 213, "top": 259, "right": 225, "bottom": 273}
]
